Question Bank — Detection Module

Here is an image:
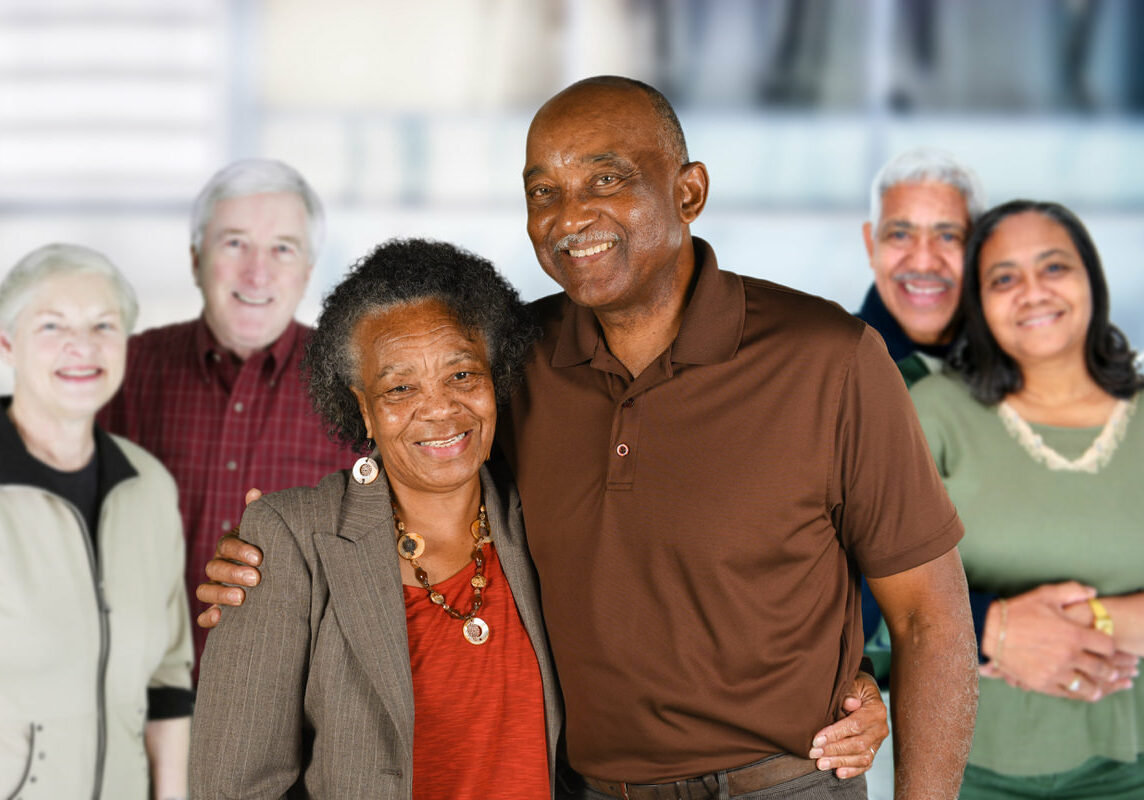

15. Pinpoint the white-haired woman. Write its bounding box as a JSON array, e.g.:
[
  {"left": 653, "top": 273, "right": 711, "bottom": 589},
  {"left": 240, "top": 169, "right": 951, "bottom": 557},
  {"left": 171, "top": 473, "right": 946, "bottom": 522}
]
[{"left": 0, "top": 244, "right": 193, "bottom": 799}]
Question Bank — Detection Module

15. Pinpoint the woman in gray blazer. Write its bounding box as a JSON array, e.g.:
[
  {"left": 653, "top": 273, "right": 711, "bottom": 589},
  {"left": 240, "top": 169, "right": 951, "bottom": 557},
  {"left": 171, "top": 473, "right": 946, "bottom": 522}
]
[{"left": 190, "top": 239, "right": 561, "bottom": 799}]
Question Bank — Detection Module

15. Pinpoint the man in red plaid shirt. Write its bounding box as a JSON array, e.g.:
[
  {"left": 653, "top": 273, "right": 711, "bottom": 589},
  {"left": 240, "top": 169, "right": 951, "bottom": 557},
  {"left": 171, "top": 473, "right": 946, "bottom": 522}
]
[{"left": 99, "top": 159, "right": 356, "bottom": 680}]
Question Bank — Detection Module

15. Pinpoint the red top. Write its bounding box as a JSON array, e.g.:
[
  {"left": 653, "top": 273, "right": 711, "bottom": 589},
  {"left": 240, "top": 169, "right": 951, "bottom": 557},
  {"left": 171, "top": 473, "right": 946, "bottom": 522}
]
[
  {"left": 404, "top": 543, "right": 549, "bottom": 799},
  {"left": 98, "top": 317, "right": 355, "bottom": 678}
]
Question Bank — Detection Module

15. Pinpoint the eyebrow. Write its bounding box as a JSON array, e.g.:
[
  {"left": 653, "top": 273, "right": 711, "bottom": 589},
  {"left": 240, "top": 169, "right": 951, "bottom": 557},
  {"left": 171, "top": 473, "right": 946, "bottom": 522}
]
[
  {"left": 523, "top": 151, "right": 632, "bottom": 183},
  {"left": 1034, "top": 247, "right": 1073, "bottom": 262},
  {"left": 373, "top": 350, "right": 484, "bottom": 378},
  {"left": 881, "top": 219, "right": 967, "bottom": 232}
]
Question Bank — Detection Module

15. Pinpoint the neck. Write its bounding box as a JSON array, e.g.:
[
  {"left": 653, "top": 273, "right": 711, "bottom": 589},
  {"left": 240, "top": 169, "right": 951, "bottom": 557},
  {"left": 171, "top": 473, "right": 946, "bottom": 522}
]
[
  {"left": 1008, "top": 356, "right": 1116, "bottom": 426},
  {"left": 7, "top": 396, "right": 96, "bottom": 471},
  {"left": 389, "top": 476, "right": 483, "bottom": 544},
  {"left": 595, "top": 242, "right": 696, "bottom": 378}
]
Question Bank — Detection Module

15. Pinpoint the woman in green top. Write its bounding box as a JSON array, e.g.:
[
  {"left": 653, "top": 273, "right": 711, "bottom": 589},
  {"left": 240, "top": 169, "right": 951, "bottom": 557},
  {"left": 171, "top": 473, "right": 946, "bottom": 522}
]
[{"left": 910, "top": 199, "right": 1144, "bottom": 800}]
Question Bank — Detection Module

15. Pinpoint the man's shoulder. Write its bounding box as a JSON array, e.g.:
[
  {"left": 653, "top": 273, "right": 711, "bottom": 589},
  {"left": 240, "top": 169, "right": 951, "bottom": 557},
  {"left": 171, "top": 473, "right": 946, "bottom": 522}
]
[
  {"left": 127, "top": 318, "right": 199, "bottom": 360},
  {"left": 738, "top": 274, "right": 867, "bottom": 343},
  {"left": 526, "top": 292, "right": 568, "bottom": 323}
]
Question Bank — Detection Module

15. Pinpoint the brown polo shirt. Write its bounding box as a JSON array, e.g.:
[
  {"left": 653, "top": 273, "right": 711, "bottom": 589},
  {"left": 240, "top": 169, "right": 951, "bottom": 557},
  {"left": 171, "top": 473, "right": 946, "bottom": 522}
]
[{"left": 499, "top": 238, "right": 962, "bottom": 783}]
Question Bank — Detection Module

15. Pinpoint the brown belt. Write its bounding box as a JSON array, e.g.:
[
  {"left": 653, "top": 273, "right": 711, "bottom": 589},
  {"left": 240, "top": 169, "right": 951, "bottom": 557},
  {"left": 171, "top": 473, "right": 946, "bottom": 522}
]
[{"left": 582, "top": 754, "right": 819, "bottom": 800}]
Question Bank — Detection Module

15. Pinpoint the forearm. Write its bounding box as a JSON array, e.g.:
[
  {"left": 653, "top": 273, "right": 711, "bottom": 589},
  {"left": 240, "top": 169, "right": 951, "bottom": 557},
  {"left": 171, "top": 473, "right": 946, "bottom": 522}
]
[
  {"left": 145, "top": 716, "right": 190, "bottom": 800},
  {"left": 889, "top": 610, "right": 977, "bottom": 799}
]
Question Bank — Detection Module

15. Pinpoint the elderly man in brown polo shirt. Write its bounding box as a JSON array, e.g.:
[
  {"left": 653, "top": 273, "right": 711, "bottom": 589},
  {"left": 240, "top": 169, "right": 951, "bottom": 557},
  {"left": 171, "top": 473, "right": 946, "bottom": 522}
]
[{"left": 199, "top": 76, "right": 976, "bottom": 799}]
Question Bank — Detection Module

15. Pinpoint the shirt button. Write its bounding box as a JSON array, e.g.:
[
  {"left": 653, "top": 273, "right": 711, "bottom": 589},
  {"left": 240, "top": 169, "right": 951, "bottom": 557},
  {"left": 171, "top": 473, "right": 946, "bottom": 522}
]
[
  {"left": 621, "top": 398, "right": 635, "bottom": 408},
  {"left": 221, "top": 520, "right": 231, "bottom": 531},
  {"left": 226, "top": 460, "right": 237, "bottom": 471},
  {"left": 616, "top": 443, "right": 629, "bottom": 457},
  {"left": 234, "top": 402, "right": 244, "bottom": 413}
]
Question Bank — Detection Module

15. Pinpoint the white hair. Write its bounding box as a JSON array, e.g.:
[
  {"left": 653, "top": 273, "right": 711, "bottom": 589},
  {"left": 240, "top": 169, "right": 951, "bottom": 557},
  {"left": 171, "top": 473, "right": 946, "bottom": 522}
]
[
  {"left": 0, "top": 243, "right": 139, "bottom": 334},
  {"left": 189, "top": 159, "right": 326, "bottom": 259},
  {"left": 868, "top": 148, "right": 986, "bottom": 225}
]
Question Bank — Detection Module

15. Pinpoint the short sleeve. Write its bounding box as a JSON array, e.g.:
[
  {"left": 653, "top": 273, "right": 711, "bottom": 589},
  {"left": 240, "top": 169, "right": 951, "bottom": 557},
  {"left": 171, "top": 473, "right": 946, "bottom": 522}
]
[{"left": 833, "top": 327, "right": 963, "bottom": 578}]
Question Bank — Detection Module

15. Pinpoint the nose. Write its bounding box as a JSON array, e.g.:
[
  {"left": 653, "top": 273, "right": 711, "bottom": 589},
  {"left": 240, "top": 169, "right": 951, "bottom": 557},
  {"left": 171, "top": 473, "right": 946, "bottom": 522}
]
[
  {"left": 240, "top": 247, "right": 272, "bottom": 288},
  {"left": 1018, "top": 271, "right": 1053, "bottom": 305},
  {"left": 554, "top": 191, "right": 598, "bottom": 234},
  {"left": 64, "top": 328, "right": 98, "bottom": 357},
  {"left": 415, "top": 384, "right": 462, "bottom": 420}
]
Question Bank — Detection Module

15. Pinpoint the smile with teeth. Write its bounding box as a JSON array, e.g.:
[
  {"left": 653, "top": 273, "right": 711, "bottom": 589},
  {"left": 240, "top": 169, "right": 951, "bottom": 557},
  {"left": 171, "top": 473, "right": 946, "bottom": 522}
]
[
  {"left": 903, "top": 281, "right": 948, "bottom": 296},
  {"left": 417, "top": 431, "right": 468, "bottom": 448},
  {"left": 234, "top": 292, "right": 273, "bottom": 306},
  {"left": 57, "top": 367, "right": 101, "bottom": 378},
  {"left": 1018, "top": 311, "right": 1062, "bottom": 327},
  {"left": 567, "top": 241, "right": 615, "bottom": 258}
]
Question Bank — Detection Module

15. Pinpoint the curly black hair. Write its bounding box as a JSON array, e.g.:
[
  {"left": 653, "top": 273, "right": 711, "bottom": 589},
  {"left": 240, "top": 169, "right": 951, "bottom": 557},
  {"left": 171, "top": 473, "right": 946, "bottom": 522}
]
[
  {"left": 950, "top": 199, "right": 1143, "bottom": 404},
  {"left": 302, "top": 238, "right": 538, "bottom": 451}
]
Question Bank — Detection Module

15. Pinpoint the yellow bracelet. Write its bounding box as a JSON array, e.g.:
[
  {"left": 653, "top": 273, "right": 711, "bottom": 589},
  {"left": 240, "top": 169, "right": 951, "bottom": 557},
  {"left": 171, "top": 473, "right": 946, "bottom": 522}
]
[{"left": 1088, "top": 597, "right": 1114, "bottom": 636}]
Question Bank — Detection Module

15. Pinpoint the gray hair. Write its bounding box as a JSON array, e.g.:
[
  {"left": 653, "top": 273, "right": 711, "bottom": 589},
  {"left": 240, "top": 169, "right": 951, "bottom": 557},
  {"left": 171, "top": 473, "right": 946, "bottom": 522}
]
[
  {"left": 868, "top": 148, "right": 986, "bottom": 225},
  {"left": 189, "top": 159, "right": 326, "bottom": 259},
  {"left": 0, "top": 243, "right": 139, "bottom": 334}
]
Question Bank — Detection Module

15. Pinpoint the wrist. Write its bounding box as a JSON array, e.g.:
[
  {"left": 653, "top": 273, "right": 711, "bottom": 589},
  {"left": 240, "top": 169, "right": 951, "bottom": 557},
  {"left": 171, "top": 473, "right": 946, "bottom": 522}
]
[{"left": 983, "top": 599, "right": 1008, "bottom": 664}]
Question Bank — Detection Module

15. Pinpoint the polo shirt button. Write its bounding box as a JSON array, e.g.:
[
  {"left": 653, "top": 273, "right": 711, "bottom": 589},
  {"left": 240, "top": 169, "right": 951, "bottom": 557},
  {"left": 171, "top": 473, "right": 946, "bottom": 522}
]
[
  {"left": 621, "top": 398, "right": 635, "bottom": 408},
  {"left": 226, "top": 460, "right": 237, "bottom": 471},
  {"left": 221, "top": 520, "right": 231, "bottom": 531},
  {"left": 616, "top": 443, "right": 629, "bottom": 457},
  {"left": 234, "top": 402, "right": 244, "bottom": 412}
]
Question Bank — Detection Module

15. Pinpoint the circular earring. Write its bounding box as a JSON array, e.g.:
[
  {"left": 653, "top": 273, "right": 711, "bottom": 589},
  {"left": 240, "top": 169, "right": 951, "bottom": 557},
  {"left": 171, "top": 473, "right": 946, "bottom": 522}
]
[{"left": 351, "top": 456, "right": 380, "bottom": 485}]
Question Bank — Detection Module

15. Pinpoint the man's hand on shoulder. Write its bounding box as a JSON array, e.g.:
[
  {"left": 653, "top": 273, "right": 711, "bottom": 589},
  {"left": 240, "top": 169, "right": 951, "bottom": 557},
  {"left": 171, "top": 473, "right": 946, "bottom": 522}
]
[
  {"left": 808, "top": 671, "right": 888, "bottom": 778},
  {"left": 194, "top": 488, "right": 266, "bottom": 629}
]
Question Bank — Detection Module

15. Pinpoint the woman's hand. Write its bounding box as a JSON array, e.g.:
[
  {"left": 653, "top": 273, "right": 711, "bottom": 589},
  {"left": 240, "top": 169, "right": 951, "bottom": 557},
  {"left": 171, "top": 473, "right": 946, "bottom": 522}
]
[
  {"left": 807, "top": 671, "right": 888, "bottom": 778},
  {"left": 195, "top": 488, "right": 266, "bottom": 629},
  {"left": 982, "top": 582, "right": 1133, "bottom": 701}
]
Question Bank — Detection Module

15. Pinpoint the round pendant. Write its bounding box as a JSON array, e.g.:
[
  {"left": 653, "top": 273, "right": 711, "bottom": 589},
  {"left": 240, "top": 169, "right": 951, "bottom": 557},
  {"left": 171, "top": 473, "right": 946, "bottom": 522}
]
[
  {"left": 470, "top": 574, "right": 487, "bottom": 589},
  {"left": 396, "top": 532, "right": 425, "bottom": 560},
  {"left": 462, "top": 616, "right": 490, "bottom": 645},
  {"left": 351, "top": 456, "right": 380, "bottom": 485}
]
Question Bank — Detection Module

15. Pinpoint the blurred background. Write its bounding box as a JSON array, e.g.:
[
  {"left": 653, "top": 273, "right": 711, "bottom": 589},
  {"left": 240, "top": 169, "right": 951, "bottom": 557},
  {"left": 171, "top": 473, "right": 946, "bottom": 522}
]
[{"left": 2, "top": 0, "right": 1142, "bottom": 393}]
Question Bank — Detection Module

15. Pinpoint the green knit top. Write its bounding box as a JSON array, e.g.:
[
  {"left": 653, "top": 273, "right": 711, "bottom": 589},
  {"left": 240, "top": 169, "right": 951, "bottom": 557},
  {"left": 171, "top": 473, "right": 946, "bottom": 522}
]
[{"left": 910, "top": 372, "right": 1144, "bottom": 777}]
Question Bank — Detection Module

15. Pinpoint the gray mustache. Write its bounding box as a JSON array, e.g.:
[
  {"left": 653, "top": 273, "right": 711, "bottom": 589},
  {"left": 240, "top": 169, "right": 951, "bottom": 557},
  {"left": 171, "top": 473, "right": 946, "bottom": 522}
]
[{"left": 553, "top": 231, "right": 619, "bottom": 254}]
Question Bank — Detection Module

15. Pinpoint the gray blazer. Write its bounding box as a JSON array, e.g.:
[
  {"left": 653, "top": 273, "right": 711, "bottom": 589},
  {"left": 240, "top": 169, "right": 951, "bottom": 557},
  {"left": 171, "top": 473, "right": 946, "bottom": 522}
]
[{"left": 189, "top": 463, "right": 563, "bottom": 799}]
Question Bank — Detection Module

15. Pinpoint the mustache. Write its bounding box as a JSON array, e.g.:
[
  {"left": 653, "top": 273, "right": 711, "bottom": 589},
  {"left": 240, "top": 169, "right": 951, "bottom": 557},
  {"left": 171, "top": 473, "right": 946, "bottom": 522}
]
[
  {"left": 553, "top": 231, "right": 618, "bottom": 255},
  {"left": 893, "top": 272, "right": 955, "bottom": 289}
]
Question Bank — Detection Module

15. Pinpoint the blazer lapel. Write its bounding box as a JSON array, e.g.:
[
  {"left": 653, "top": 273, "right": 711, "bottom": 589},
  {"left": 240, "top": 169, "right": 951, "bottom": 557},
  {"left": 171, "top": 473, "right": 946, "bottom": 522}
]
[{"left": 311, "top": 477, "right": 415, "bottom": 754}]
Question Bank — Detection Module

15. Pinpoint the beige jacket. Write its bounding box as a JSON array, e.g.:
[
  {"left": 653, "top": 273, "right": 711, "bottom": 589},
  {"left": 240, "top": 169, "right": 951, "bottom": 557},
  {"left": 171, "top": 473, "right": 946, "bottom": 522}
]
[
  {"left": 190, "top": 463, "right": 563, "bottom": 799},
  {"left": 0, "top": 427, "right": 193, "bottom": 799}
]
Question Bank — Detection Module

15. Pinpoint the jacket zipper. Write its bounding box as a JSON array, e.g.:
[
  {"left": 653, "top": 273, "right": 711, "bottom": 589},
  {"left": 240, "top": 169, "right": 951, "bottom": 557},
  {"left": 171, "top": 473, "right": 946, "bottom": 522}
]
[{"left": 65, "top": 501, "right": 110, "bottom": 800}]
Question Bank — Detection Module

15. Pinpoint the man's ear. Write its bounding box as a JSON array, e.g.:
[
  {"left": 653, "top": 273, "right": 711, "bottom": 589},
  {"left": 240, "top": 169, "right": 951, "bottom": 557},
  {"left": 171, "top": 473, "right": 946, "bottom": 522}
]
[
  {"left": 862, "top": 221, "right": 876, "bottom": 266},
  {"left": 677, "top": 161, "right": 709, "bottom": 224},
  {"left": 190, "top": 246, "right": 202, "bottom": 288},
  {"left": 0, "top": 329, "right": 14, "bottom": 368}
]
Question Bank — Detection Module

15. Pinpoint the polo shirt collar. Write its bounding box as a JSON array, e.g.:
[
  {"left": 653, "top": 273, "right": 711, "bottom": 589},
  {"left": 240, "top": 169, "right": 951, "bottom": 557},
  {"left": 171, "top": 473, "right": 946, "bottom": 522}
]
[
  {"left": 192, "top": 315, "right": 302, "bottom": 384},
  {"left": 551, "top": 237, "right": 744, "bottom": 370}
]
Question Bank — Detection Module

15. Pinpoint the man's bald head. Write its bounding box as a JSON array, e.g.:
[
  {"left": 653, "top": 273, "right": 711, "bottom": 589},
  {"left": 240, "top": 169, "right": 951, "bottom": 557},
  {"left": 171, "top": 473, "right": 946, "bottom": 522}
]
[{"left": 538, "top": 75, "right": 689, "bottom": 166}]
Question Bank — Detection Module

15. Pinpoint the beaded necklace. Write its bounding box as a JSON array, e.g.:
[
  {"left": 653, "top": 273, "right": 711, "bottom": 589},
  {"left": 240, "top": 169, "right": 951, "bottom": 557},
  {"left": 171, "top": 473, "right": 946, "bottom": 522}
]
[{"left": 393, "top": 501, "right": 492, "bottom": 645}]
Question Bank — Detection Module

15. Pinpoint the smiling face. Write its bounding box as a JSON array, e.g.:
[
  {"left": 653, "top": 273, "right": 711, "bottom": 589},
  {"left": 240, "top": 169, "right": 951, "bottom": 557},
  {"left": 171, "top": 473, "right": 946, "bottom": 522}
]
[
  {"left": 978, "top": 211, "right": 1092, "bottom": 371},
  {"left": 0, "top": 271, "right": 127, "bottom": 422},
  {"left": 523, "top": 82, "right": 706, "bottom": 317},
  {"left": 193, "top": 191, "right": 314, "bottom": 360},
  {"left": 349, "top": 300, "right": 496, "bottom": 499},
  {"left": 863, "top": 180, "right": 970, "bottom": 345}
]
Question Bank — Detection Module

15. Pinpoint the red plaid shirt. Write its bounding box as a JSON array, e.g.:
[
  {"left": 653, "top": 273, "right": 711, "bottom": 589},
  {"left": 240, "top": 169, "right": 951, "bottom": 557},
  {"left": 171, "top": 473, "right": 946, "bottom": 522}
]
[{"left": 99, "top": 317, "right": 355, "bottom": 679}]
